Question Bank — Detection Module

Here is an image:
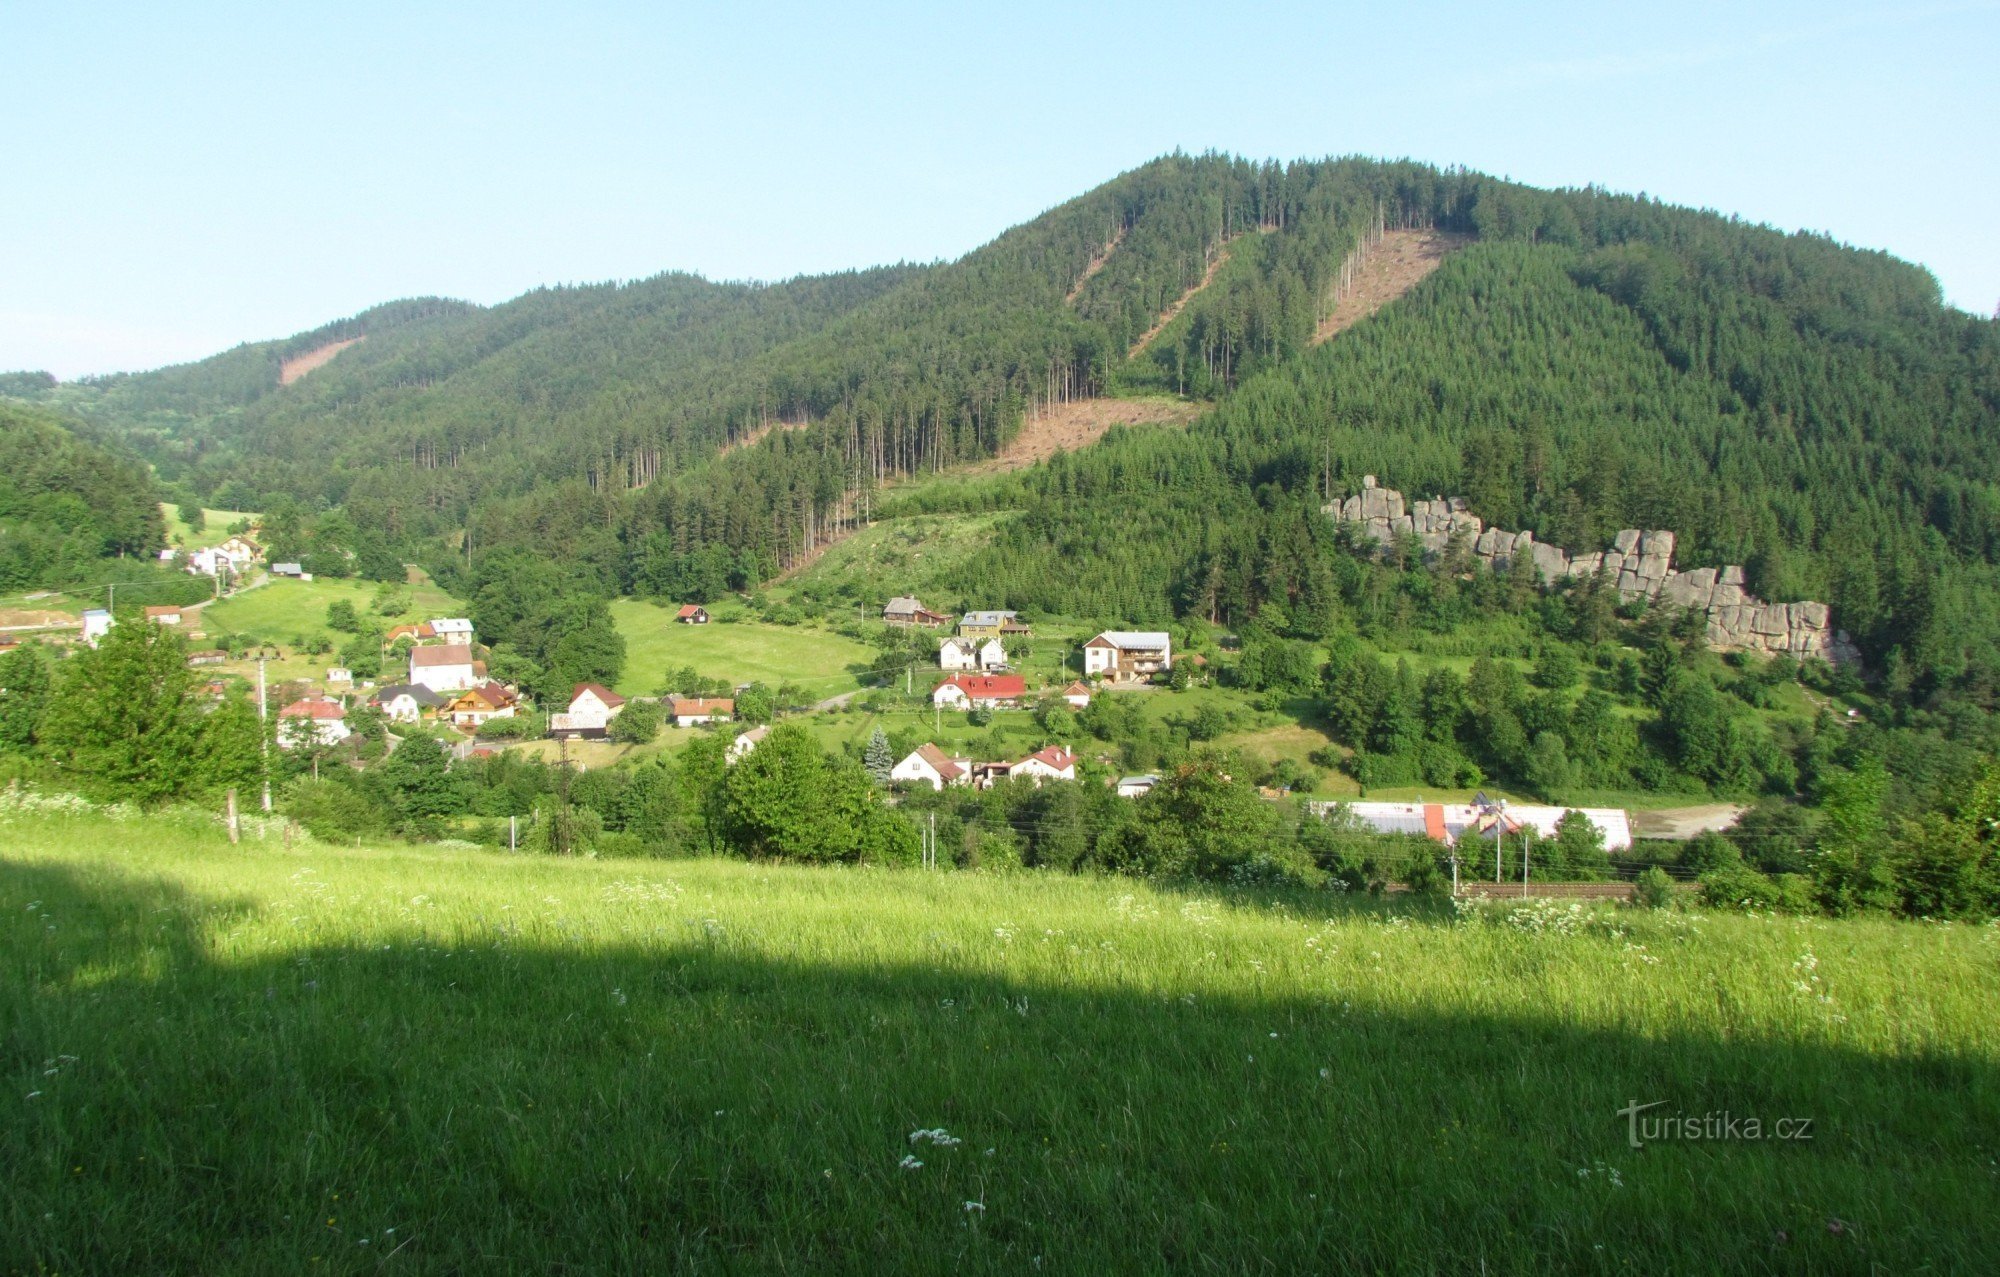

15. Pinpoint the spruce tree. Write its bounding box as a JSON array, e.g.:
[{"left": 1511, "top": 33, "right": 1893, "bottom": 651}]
[{"left": 864, "top": 726, "right": 894, "bottom": 785}]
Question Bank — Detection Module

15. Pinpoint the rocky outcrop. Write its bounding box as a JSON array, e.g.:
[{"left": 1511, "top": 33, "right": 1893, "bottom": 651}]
[{"left": 1327, "top": 476, "right": 1859, "bottom": 665}]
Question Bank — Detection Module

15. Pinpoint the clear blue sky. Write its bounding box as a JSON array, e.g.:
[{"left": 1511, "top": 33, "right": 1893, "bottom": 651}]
[{"left": 4, "top": 1, "right": 1995, "bottom": 378}]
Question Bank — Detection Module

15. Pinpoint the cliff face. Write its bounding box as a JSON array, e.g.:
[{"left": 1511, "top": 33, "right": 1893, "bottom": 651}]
[{"left": 1327, "top": 477, "right": 1860, "bottom": 665}]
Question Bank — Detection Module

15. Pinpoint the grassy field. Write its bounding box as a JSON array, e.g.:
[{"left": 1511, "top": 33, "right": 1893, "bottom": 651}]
[
  {"left": 199, "top": 577, "right": 464, "bottom": 649},
  {"left": 6, "top": 804, "right": 1994, "bottom": 1272},
  {"left": 160, "top": 503, "right": 260, "bottom": 550},
  {"left": 611, "top": 600, "right": 880, "bottom": 699}
]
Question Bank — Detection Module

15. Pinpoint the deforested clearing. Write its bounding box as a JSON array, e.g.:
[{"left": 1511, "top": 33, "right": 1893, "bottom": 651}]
[{"left": 5, "top": 809, "right": 1996, "bottom": 1272}]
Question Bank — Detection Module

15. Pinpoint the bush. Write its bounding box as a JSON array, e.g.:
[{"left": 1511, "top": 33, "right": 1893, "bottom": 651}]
[{"left": 1632, "top": 865, "right": 1674, "bottom": 909}]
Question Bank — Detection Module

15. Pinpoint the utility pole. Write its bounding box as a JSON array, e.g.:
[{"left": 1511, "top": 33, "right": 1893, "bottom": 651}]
[
  {"left": 258, "top": 657, "right": 272, "bottom": 812},
  {"left": 1521, "top": 836, "right": 1531, "bottom": 897}
]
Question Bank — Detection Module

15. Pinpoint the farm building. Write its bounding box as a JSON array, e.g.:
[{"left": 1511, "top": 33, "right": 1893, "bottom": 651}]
[
  {"left": 883, "top": 596, "right": 952, "bottom": 628},
  {"left": 676, "top": 605, "right": 710, "bottom": 624},
  {"left": 672, "top": 697, "right": 734, "bottom": 726}
]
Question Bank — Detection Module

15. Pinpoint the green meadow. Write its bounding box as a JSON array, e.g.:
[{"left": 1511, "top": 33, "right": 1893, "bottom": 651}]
[
  {"left": 4, "top": 803, "right": 1995, "bottom": 1273},
  {"left": 610, "top": 600, "right": 880, "bottom": 699},
  {"left": 199, "top": 577, "right": 464, "bottom": 649}
]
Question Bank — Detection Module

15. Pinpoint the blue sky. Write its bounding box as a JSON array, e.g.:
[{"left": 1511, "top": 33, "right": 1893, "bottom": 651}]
[{"left": 4, "top": 1, "right": 1995, "bottom": 377}]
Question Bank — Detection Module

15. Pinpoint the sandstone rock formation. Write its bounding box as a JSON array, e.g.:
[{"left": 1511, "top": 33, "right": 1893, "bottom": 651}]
[{"left": 1327, "top": 477, "right": 1859, "bottom": 665}]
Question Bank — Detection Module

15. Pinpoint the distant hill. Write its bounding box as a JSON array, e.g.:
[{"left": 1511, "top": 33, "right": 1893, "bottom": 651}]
[
  {"left": 7, "top": 152, "right": 1998, "bottom": 686},
  {"left": 0, "top": 401, "right": 164, "bottom": 591}
]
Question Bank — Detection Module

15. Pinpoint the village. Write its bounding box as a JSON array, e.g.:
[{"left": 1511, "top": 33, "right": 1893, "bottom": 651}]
[{"left": 3, "top": 515, "right": 1645, "bottom": 862}]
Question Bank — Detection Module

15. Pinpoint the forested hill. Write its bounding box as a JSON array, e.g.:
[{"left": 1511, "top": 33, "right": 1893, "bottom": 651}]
[
  {"left": 949, "top": 210, "right": 2000, "bottom": 694},
  {"left": 6, "top": 152, "right": 1997, "bottom": 693},
  {"left": 9, "top": 155, "right": 1456, "bottom": 562},
  {"left": 0, "top": 402, "right": 164, "bottom": 590}
]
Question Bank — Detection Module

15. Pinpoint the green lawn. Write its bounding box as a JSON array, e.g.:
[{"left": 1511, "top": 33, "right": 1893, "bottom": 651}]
[
  {"left": 611, "top": 600, "right": 880, "bottom": 699},
  {"left": 4, "top": 804, "right": 1996, "bottom": 1271}
]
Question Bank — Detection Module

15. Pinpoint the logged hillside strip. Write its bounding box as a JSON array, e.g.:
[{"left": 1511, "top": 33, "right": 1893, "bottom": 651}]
[
  {"left": 1065, "top": 226, "right": 1127, "bottom": 303},
  {"left": 1312, "top": 229, "right": 1471, "bottom": 344},
  {"left": 975, "top": 396, "right": 1204, "bottom": 472},
  {"left": 1128, "top": 234, "right": 1247, "bottom": 357},
  {"left": 278, "top": 336, "right": 365, "bottom": 384}
]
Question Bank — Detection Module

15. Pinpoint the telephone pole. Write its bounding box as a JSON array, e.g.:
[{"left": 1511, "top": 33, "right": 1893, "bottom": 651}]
[{"left": 258, "top": 657, "right": 272, "bottom": 812}]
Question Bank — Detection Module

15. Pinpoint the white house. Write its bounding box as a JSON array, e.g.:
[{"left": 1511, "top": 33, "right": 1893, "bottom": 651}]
[
  {"left": 932, "top": 673, "right": 1027, "bottom": 710},
  {"left": 938, "top": 637, "right": 1006, "bottom": 671},
  {"left": 143, "top": 605, "right": 183, "bottom": 626},
  {"left": 430, "top": 617, "right": 475, "bottom": 642},
  {"left": 1061, "top": 681, "right": 1092, "bottom": 709},
  {"left": 671, "top": 697, "right": 734, "bottom": 727},
  {"left": 1115, "top": 774, "right": 1161, "bottom": 798},
  {"left": 371, "top": 683, "right": 444, "bottom": 724},
  {"left": 80, "top": 609, "right": 112, "bottom": 646},
  {"left": 939, "top": 637, "right": 981, "bottom": 671},
  {"left": 554, "top": 683, "right": 625, "bottom": 732},
  {"left": 1009, "top": 746, "right": 1078, "bottom": 784},
  {"left": 326, "top": 666, "right": 353, "bottom": 685},
  {"left": 727, "top": 724, "right": 771, "bottom": 762},
  {"left": 188, "top": 536, "right": 259, "bottom": 578},
  {"left": 409, "top": 643, "right": 479, "bottom": 693},
  {"left": 891, "top": 743, "right": 971, "bottom": 790},
  {"left": 1082, "top": 631, "right": 1172, "bottom": 684},
  {"left": 277, "top": 699, "right": 350, "bottom": 749}
]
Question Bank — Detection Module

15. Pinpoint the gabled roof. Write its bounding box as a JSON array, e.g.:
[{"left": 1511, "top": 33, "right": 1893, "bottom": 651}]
[
  {"left": 675, "top": 604, "right": 707, "bottom": 619},
  {"left": 385, "top": 622, "right": 435, "bottom": 641},
  {"left": 430, "top": 617, "right": 474, "bottom": 632},
  {"left": 278, "top": 698, "right": 345, "bottom": 720},
  {"left": 373, "top": 683, "right": 444, "bottom": 707},
  {"left": 411, "top": 643, "right": 475, "bottom": 668},
  {"left": 936, "top": 673, "right": 1027, "bottom": 698},
  {"left": 913, "top": 742, "right": 966, "bottom": 780},
  {"left": 449, "top": 682, "right": 514, "bottom": 712},
  {"left": 960, "top": 610, "right": 1018, "bottom": 626},
  {"left": 143, "top": 605, "right": 181, "bottom": 618},
  {"left": 1020, "top": 746, "right": 1077, "bottom": 772},
  {"left": 885, "top": 596, "right": 928, "bottom": 612},
  {"left": 1085, "top": 630, "right": 1171, "bottom": 649},
  {"left": 571, "top": 682, "right": 626, "bottom": 709},
  {"left": 672, "top": 697, "right": 734, "bottom": 716},
  {"left": 1063, "top": 681, "right": 1091, "bottom": 695}
]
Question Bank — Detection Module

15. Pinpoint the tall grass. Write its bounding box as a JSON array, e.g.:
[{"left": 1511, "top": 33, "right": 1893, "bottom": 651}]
[{"left": 4, "top": 805, "right": 1996, "bottom": 1272}]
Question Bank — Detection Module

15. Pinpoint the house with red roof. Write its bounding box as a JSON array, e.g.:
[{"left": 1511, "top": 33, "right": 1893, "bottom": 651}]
[
  {"left": 1010, "top": 745, "right": 1078, "bottom": 784},
  {"left": 276, "top": 698, "right": 350, "bottom": 749},
  {"left": 549, "top": 683, "right": 626, "bottom": 737},
  {"left": 675, "top": 604, "right": 710, "bottom": 624},
  {"left": 671, "top": 697, "right": 734, "bottom": 726},
  {"left": 932, "top": 673, "right": 1027, "bottom": 710}
]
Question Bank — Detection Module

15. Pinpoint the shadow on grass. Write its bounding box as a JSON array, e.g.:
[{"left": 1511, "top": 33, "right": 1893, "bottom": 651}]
[{"left": 2, "top": 857, "right": 1995, "bottom": 1274}]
